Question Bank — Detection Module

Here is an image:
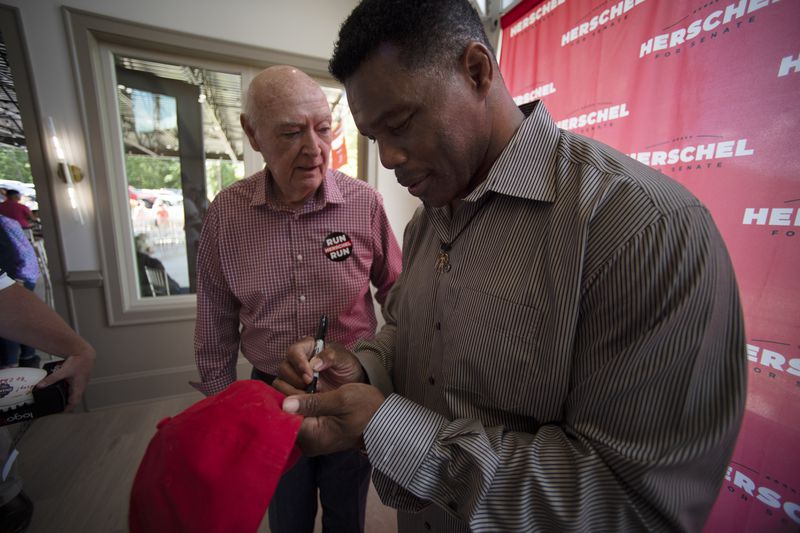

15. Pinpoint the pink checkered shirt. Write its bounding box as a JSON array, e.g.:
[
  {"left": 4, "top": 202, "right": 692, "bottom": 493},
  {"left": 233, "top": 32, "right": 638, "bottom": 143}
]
[{"left": 192, "top": 168, "right": 402, "bottom": 396}]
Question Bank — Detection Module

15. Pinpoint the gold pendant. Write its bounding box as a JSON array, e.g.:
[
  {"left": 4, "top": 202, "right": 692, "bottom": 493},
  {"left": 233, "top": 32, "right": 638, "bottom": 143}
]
[{"left": 435, "top": 251, "right": 451, "bottom": 273}]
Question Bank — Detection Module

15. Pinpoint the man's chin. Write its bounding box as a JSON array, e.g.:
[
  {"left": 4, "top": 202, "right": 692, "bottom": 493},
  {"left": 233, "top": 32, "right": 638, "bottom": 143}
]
[{"left": 420, "top": 195, "right": 449, "bottom": 208}]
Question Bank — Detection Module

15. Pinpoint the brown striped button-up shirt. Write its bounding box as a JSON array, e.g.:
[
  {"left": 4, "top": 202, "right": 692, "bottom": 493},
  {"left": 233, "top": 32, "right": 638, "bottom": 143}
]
[{"left": 355, "top": 101, "right": 746, "bottom": 532}]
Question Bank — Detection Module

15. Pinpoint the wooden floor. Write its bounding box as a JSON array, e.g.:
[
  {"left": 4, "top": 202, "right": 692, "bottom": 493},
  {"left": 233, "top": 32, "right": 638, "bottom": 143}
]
[{"left": 15, "top": 394, "right": 397, "bottom": 533}]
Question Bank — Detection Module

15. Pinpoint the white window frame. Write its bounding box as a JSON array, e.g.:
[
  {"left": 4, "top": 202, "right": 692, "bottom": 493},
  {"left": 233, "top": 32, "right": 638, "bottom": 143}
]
[{"left": 64, "top": 8, "right": 334, "bottom": 325}]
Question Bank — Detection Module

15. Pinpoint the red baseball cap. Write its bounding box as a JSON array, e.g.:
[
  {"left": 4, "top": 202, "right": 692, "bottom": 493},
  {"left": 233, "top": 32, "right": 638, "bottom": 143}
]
[{"left": 129, "top": 380, "right": 303, "bottom": 533}]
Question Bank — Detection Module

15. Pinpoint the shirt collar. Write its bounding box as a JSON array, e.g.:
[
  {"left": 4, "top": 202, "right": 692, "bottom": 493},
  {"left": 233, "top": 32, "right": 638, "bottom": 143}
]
[
  {"left": 463, "top": 100, "right": 560, "bottom": 204},
  {"left": 249, "top": 167, "right": 345, "bottom": 211}
]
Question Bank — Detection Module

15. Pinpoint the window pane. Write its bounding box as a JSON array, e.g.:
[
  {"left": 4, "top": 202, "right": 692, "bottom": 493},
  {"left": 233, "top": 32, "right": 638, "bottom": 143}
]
[
  {"left": 0, "top": 27, "right": 37, "bottom": 222},
  {"left": 0, "top": 148, "right": 36, "bottom": 211},
  {"left": 115, "top": 55, "right": 243, "bottom": 298},
  {"left": 321, "top": 86, "right": 361, "bottom": 180}
]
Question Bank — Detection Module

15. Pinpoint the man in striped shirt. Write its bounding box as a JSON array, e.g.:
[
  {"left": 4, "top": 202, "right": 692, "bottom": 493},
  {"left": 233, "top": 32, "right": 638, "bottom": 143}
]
[
  {"left": 277, "top": 1, "right": 746, "bottom": 531},
  {"left": 192, "top": 66, "right": 401, "bottom": 533}
]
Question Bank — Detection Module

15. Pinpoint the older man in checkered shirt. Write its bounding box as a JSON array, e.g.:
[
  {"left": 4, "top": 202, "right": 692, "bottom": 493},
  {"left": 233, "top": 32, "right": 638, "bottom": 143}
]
[{"left": 192, "top": 66, "right": 402, "bottom": 533}]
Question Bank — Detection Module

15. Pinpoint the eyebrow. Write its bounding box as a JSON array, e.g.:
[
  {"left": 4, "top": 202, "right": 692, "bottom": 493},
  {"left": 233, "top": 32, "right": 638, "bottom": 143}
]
[
  {"left": 275, "top": 118, "right": 331, "bottom": 130},
  {"left": 276, "top": 122, "right": 304, "bottom": 129}
]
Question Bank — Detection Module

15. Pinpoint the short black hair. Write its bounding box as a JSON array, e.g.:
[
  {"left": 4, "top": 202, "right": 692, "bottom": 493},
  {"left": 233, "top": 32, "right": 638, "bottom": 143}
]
[
  {"left": 5, "top": 189, "right": 19, "bottom": 197},
  {"left": 329, "top": 0, "right": 493, "bottom": 83}
]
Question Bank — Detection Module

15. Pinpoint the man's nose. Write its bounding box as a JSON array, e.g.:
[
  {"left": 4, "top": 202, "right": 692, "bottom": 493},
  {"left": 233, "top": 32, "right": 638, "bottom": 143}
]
[
  {"left": 301, "top": 130, "right": 323, "bottom": 156},
  {"left": 378, "top": 141, "right": 407, "bottom": 170}
]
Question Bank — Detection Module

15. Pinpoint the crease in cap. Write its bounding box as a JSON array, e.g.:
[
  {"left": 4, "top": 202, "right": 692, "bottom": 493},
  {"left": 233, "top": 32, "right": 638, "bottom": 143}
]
[{"left": 129, "top": 380, "right": 303, "bottom": 533}]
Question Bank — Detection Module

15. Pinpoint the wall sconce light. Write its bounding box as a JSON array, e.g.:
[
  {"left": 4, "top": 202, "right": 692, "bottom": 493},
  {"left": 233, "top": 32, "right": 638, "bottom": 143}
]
[{"left": 47, "top": 117, "right": 85, "bottom": 225}]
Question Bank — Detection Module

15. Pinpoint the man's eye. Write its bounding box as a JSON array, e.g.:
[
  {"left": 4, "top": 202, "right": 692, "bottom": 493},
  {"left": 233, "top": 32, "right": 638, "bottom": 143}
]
[
  {"left": 282, "top": 132, "right": 301, "bottom": 138},
  {"left": 388, "top": 115, "right": 412, "bottom": 134}
]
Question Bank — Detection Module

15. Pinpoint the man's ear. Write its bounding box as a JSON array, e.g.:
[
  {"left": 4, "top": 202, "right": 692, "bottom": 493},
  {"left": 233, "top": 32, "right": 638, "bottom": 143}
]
[
  {"left": 463, "top": 42, "right": 494, "bottom": 97},
  {"left": 240, "top": 114, "right": 260, "bottom": 152}
]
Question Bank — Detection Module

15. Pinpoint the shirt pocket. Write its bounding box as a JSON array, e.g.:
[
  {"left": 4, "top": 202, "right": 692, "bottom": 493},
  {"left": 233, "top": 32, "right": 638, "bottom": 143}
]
[{"left": 442, "top": 287, "right": 542, "bottom": 414}]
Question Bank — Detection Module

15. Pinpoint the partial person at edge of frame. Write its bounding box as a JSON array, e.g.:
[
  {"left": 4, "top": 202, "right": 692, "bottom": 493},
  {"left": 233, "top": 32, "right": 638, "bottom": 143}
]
[{"left": 192, "top": 65, "right": 402, "bottom": 533}]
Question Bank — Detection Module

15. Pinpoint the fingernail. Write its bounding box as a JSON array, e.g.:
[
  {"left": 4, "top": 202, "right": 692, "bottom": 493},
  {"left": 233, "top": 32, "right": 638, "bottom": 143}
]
[
  {"left": 283, "top": 397, "right": 299, "bottom": 413},
  {"left": 311, "top": 359, "right": 323, "bottom": 371}
]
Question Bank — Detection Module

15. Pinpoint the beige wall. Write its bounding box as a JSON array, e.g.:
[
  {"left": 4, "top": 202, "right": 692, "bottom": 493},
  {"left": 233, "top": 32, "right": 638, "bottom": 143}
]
[{"left": 2, "top": 0, "right": 422, "bottom": 408}]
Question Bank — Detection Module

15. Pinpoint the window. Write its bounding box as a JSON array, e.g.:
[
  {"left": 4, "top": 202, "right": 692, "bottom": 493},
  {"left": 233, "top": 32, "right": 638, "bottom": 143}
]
[{"left": 114, "top": 55, "right": 244, "bottom": 297}]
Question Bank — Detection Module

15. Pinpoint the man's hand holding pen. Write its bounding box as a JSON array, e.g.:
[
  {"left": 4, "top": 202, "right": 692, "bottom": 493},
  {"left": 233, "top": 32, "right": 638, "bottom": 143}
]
[
  {"left": 275, "top": 338, "right": 366, "bottom": 394},
  {"left": 274, "top": 337, "right": 383, "bottom": 456}
]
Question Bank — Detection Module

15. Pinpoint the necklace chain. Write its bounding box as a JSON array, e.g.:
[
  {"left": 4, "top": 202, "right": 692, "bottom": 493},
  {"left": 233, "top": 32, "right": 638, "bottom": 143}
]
[{"left": 434, "top": 197, "right": 491, "bottom": 274}]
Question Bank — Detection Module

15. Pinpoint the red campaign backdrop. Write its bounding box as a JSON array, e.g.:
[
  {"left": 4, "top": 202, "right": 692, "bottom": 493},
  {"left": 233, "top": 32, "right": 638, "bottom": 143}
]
[{"left": 499, "top": 0, "right": 800, "bottom": 530}]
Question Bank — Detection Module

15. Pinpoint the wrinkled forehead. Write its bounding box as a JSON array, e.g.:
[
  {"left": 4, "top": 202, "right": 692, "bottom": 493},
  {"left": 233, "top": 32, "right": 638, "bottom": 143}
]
[
  {"left": 345, "top": 51, "right": 436, "bottom": 132},
  {"left": 259, "top": 88, "right": 332, "bottom": 127},
  {"left": 346, "top": 59, "right": 402, "bottom": 125}
]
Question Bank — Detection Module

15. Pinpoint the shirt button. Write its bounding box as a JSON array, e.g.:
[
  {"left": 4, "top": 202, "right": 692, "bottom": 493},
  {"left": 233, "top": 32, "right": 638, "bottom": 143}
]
[
  {"left": 435, "top": 322, "right": 441, "bottom": 331},
  {"left": 296, "top": 254, "right": 303, "bottom": 261},
  {"left": 424, "top": 522, "right": 431, "bottom": 530},
  {"left": 299, "top": 295, "right": 306, "bottom": 303},
  {"left": 428, "top": 376, "right": 435, "bottom": 386}
]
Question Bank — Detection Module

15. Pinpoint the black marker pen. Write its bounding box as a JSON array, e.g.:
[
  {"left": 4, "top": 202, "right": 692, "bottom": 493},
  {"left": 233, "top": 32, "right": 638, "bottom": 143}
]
[{"left": 306, "top": 315, "right": 327, "bottom": 393}]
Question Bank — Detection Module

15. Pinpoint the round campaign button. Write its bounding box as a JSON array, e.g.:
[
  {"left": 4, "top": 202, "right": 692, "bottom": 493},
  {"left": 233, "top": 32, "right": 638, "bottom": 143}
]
[{"left": 323, "top": 232, "right": 353, "bottom": 262}]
